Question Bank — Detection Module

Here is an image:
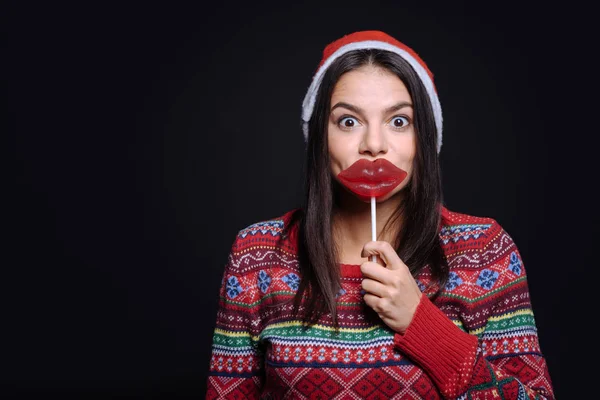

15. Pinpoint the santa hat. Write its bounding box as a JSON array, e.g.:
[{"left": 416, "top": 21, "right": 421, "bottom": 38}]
[{"left": 301, "top": 30, "right": 443, "bottom": 153}]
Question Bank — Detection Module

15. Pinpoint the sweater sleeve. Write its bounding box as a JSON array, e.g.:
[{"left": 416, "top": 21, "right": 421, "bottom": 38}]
[
  {"left": 205, "top": 237, "right": 264, "bottom": 399},
  {"left": 394, "top": 229, "right": 554, "bottom": 399}
]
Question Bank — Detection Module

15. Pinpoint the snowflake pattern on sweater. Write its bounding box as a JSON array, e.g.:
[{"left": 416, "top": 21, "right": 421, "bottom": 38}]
[{"left": 206, "top": 207, "right": 554, "bottom": 399}]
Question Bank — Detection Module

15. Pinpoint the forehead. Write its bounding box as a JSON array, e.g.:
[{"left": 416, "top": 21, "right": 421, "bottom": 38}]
[{"left": 331, "top": 65, "right": 411, "bottom": 105}]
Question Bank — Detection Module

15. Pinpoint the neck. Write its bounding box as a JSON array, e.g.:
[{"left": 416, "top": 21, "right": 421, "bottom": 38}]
[{"left": 332, "top": 190, "right": 405, "bottom": 264}]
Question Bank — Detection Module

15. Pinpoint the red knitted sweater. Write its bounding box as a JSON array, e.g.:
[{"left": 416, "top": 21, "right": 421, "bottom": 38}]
[{"left": 206, "top": 206, "right": 554, "bottom": 399}]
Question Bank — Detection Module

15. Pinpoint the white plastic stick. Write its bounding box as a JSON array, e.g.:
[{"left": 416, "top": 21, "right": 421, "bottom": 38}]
[{"left": 370, "top": 196, "right": 377, "bottom": 262}]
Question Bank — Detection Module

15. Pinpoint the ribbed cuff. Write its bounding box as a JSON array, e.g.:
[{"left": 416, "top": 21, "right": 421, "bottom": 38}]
[{"left": 394, "top": 295, "right": 478, "bottom": 397}]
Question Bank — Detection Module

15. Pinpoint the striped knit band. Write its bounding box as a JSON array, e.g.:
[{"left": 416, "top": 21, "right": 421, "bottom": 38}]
[{"left": 301, "top": 31, "right": 443, "bottom": 153}]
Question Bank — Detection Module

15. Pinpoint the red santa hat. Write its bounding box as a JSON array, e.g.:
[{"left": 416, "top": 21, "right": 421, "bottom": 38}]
[{"left": 301, "top": 30, "right": 443, "bottom": 153}]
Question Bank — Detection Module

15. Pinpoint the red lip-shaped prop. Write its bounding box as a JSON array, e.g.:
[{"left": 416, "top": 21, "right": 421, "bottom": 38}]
[{"left": 337, "top": 159, "right": 408, "bottom": 199}]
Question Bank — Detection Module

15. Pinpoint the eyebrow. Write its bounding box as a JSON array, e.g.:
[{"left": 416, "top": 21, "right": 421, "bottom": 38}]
[{"left": 330, "top": 101, "right": 413, "bottom": 115}]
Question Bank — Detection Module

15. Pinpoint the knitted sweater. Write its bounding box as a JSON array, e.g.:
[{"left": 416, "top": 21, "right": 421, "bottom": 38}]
[{"left": 206, "top": 207, "right": 554, "bottom": 399}]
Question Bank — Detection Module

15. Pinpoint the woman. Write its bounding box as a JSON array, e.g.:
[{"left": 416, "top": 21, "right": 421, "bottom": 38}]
[{"left": 206, "top": 31, "right": 554, "bottom": 399}]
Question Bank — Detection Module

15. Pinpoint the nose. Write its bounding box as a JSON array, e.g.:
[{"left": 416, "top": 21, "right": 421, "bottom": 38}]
[{"left": 359, "top": 123, "right": 388, "bottom": 157}]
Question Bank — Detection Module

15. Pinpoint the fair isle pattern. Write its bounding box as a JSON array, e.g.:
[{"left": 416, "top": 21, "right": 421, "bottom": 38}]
[
  {"left": 207, "top": 207, "right": 554, "bottom": 399},
  {"left": 444, "top": 226, "right": 523, "bottom": 270},
  {"left": 238, "top": 220, "right": 284, "bottom": 238},
  {"left": 439, "top": 223, "right": 492, "bottom": 244},
  {"left": 230, "top": 249, "right": 299, "bottom": 272},
  {"left": 264, "top": 365, "right": 437, "bottom": 399},
  {"left": 265, "top": 322, "right": 405, "bottom": 367}
]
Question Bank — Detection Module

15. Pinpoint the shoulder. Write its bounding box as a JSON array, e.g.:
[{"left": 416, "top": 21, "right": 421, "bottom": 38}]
[
  {"left": 435, "top": 207, "right": 533, "bottom": 336},
  {"left": 226, "top": 208, "right": 301, "bottom": 275},
  {"left": 220, "top": 210, "right": 302, "bottom": 308},
  {"left": 439, "top": 206, "right": 523, "bottom": 273}
]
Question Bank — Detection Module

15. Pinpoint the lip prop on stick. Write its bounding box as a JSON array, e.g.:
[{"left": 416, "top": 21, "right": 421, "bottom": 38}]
[{"left": 338, "top": 159, "right": 408, "bottom": 263}]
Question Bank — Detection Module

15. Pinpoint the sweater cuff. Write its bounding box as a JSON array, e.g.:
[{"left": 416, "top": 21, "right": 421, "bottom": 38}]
[{"left": 394, "top": 295, "right": 478, "bottom": 397}]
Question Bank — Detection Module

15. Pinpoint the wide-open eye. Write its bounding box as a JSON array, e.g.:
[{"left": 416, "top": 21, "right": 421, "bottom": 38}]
[
  {"left": 338, "top": 116, "right": 360, "bottom": 129},
  {"left": 390, "top": 116, "right": 410, "bottom": 129}
]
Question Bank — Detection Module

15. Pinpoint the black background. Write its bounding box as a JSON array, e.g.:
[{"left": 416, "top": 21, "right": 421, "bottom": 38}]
[{"left": 7, "top": 1, "right": 598, "bottom": 398}]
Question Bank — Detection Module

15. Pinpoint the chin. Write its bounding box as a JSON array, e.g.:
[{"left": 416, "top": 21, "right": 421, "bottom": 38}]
[
  {"left": 354, "top": 194, "right": 374, "bottom": 203},
  {"left": 350, "top": 189, "right": 403, "bottom": 204},
  {"left": 374, "top": 186, "right": 407, "bottom": 203}
]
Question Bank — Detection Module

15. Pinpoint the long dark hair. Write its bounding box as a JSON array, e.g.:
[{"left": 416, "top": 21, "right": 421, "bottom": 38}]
[{"left": 290, "top": 49, "right": 449, "bottom": 328}]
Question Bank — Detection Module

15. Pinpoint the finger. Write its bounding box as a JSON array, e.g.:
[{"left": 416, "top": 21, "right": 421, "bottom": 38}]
[
  {"left": 369, "top": 254, "right": 384, "bottom": 267},
  {"left": 360, "top": 261, "right": 390, "bottom": 283},
  {"left": 361, "top": 277, "right": 388, "bottom": 298},
  {"left": 363, "top": 293, "right": 381, "bottom": 312},
  {"left": 361, "top": 241, "right": 403, "bottom": 270}
]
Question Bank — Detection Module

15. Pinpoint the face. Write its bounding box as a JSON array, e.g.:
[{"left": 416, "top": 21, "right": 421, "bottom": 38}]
[{"left": 328, "top": 65, "right": 416, "bottom": 203}]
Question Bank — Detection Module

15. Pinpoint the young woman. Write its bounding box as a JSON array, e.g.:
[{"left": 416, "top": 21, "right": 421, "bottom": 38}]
[{"left": 206, "top": 30, "right": 554, "bottom": 399}]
